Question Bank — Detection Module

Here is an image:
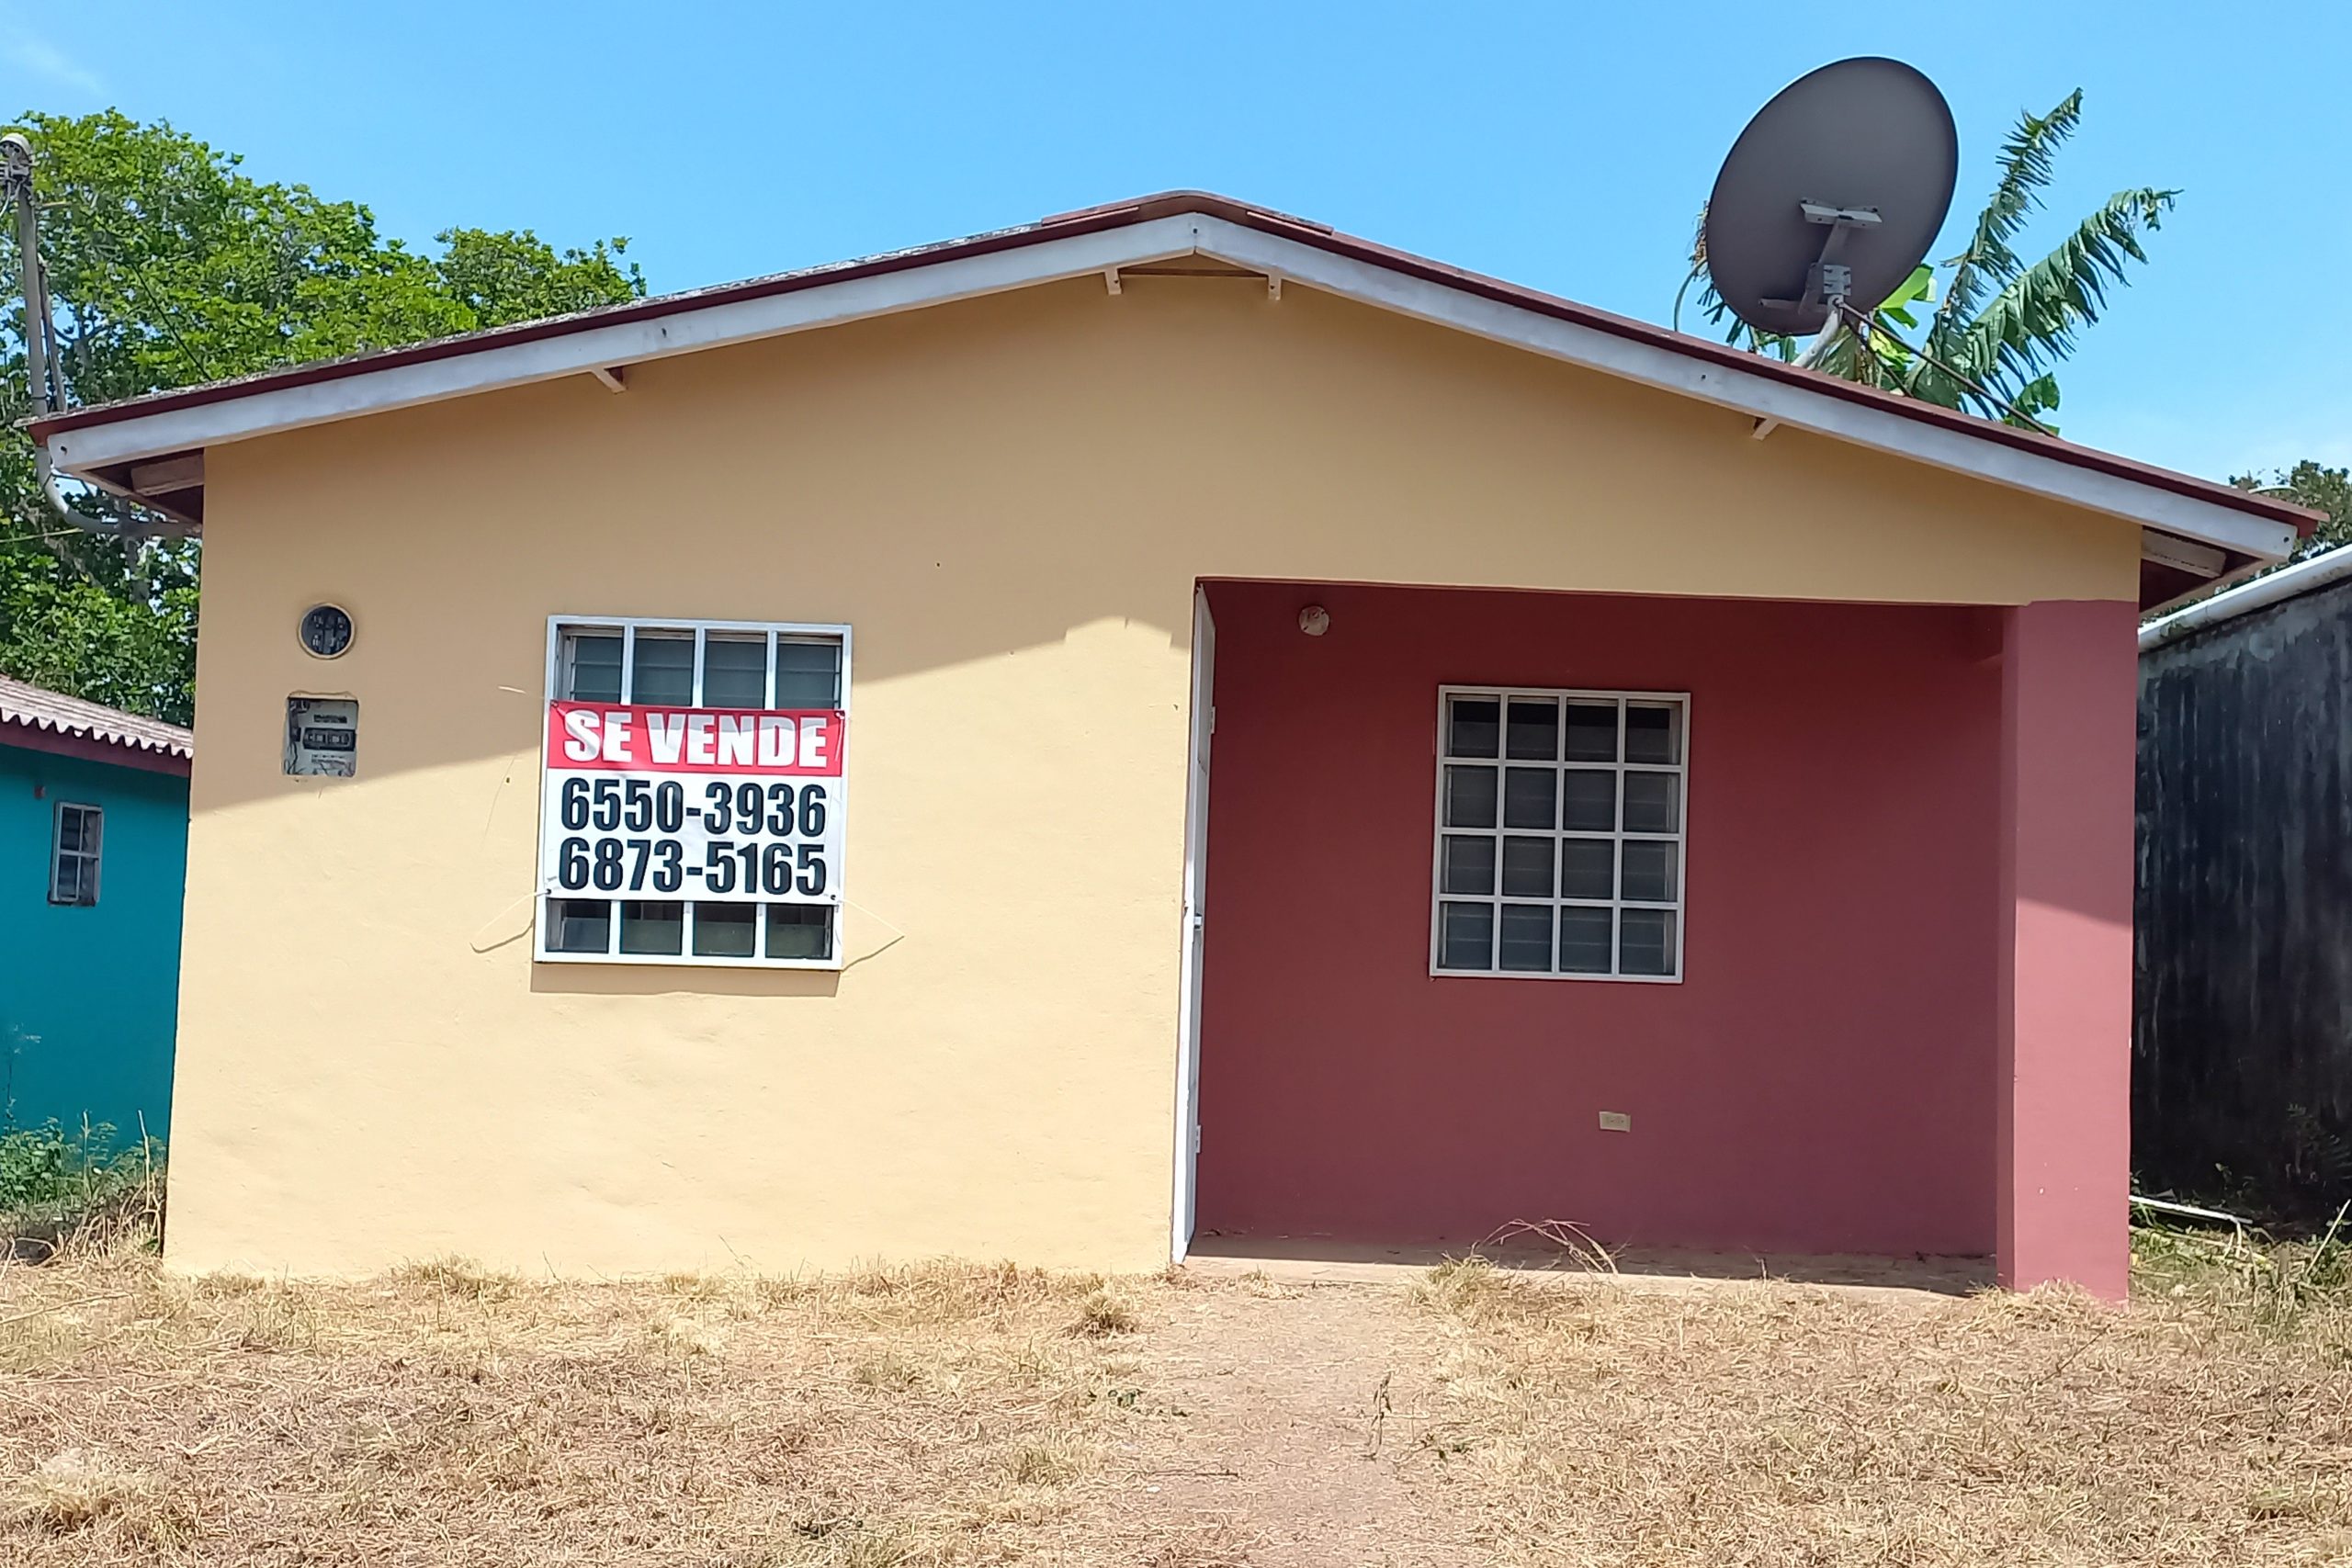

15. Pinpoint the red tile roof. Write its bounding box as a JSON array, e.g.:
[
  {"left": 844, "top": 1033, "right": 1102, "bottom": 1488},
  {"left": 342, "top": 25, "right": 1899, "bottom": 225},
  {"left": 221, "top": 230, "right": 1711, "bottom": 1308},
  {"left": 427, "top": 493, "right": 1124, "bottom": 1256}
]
[{"left": 0, "top": 675, "right": 193, "bottom": 769}]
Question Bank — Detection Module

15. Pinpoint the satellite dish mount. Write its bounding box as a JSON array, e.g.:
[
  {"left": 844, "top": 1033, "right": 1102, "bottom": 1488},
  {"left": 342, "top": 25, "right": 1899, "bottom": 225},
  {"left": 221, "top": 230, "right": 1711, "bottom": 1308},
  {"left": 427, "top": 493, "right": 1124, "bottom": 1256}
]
[{"left": 1772, "top": 201, "right": 1882, "bottom": 325}]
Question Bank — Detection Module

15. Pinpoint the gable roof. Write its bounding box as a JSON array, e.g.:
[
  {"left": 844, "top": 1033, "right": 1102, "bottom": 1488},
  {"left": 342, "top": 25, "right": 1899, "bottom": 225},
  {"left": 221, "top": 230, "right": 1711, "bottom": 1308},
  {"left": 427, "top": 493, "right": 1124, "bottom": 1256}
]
[
  {"left": 34, "top": 190, "right": 2313, "bottom": 609},
  {"left": 0, "top": 675, "right": 194, "bottom": 775}
]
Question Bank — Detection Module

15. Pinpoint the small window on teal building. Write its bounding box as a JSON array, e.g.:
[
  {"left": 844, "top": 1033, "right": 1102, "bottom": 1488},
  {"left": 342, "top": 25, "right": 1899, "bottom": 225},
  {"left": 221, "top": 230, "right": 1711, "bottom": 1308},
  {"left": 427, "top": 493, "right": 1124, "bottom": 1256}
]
[{"left": 50, "top": 801, "right": 103, "bottom": 906}]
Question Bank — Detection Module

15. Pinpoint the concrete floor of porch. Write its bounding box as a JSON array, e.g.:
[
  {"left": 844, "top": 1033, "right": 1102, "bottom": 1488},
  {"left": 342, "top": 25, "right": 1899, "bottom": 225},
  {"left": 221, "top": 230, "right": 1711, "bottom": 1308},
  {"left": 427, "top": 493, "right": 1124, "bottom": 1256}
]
[{"left": 1185, "top": 1230, "right": 1994, "bottom": 1301}]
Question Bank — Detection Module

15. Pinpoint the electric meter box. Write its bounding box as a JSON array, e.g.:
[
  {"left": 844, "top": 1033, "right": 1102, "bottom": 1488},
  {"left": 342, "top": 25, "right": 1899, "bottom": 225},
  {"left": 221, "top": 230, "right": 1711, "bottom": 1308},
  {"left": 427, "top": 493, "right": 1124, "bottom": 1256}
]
[{"left": 286, "top": 695, "right": 359, "bottom": 776}]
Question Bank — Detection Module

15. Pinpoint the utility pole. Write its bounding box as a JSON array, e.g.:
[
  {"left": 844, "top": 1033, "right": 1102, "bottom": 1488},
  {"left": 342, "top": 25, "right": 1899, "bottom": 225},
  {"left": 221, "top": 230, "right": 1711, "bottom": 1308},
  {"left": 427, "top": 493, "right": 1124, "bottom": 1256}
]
[
  {"left": 3, "top": 133, "right": 183, "bottom": 569},
  {"left": 4, "top": 134, "right": 55, "bottom": 423}
]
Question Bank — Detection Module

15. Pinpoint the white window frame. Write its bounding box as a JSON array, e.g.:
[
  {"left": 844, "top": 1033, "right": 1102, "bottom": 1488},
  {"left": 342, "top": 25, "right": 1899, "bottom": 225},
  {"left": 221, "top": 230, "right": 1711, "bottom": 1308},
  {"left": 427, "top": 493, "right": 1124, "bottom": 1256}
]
[
  {"left": 1429, "top": 685, "right": 1690, "bottom": 984},
  {"left": 50, "top": 801, "right": 102, "bottom": 907},
  {"left": 535, "top": 615, "right": 853, "bottom": 971}
]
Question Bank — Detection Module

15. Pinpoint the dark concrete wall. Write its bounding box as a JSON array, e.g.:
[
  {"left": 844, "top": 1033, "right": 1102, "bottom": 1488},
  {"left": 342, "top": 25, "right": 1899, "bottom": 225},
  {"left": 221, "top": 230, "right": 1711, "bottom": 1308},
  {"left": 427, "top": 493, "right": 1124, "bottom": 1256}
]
[{"left": 2136, "top": 573, "right": 2352, "bottom": 1217}]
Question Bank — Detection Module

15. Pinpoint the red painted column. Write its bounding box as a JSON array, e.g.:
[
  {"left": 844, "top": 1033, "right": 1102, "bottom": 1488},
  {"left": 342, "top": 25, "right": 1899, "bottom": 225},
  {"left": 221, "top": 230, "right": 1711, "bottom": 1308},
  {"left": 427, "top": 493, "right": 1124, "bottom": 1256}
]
[{"left": 1996, "top": 599, "right": 2139, "bottom": 1299}]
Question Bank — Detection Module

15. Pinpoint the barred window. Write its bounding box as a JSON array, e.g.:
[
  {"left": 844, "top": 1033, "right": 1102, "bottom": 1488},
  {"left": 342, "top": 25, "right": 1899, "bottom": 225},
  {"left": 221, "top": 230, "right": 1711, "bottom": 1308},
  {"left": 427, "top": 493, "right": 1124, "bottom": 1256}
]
[
  {"left": 1431, "top": 687, "right": 1688, "bottom": 982},
  {"left": 538, "top": 618, "right": 847, "bottom": 968}
]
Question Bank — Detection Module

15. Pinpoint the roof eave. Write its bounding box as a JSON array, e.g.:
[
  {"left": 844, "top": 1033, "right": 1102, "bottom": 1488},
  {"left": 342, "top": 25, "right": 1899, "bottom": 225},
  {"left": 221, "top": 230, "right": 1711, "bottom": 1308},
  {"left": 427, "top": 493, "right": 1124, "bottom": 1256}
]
[
  {"left": 37, "top": 193, "right": 2309, "bottom": 599},
  {"left": 2, "top": 716, "right": 194, "bottom": 775}
]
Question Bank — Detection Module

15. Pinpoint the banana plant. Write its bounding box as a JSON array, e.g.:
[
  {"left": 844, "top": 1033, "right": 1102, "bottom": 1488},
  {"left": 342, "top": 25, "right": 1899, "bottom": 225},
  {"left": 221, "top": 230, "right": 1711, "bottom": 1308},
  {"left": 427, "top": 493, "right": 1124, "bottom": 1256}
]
[{"left": 1675, "top": 90, "right": 2177, "bottom": 433}]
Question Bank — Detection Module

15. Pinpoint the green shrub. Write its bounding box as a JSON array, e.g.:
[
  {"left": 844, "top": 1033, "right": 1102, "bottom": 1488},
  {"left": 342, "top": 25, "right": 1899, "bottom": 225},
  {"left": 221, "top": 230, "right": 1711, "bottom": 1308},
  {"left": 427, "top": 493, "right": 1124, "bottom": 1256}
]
[
  {"left": 0, "top": 1121, "right": 165, "bottom": 1257},
  {"left": 2132, "top": 1202, "right": 2352, "bottom": 1336}
]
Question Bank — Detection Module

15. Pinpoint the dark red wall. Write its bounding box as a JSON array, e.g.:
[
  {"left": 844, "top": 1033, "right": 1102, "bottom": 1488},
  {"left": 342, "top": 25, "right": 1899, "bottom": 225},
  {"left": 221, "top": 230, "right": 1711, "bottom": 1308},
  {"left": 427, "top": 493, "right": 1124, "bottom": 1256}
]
[{"left": 1194, "top": 581, "right": 2006, "bottom": 1257}]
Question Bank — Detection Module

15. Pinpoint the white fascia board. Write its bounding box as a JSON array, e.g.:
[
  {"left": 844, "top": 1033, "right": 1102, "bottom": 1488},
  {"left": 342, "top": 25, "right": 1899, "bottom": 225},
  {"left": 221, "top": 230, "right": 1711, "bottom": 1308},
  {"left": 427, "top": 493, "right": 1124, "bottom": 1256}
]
[
  {"left": 49, "top": 204, "right": 2297, "bottom": 563},
  {"left": 48, "top": 215, "right": 1210, "bottom": 473},
  {"left": 1190, "top": 217, "right": 2297, "bottom": 563}
]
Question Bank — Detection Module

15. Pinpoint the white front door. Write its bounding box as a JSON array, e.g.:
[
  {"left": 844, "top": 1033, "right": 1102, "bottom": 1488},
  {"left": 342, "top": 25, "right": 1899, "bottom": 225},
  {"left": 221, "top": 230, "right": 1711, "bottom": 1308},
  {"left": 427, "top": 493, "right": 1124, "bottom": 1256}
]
[{"left": 1171, "top": 587, "right": 1216, "bottom": 1260}]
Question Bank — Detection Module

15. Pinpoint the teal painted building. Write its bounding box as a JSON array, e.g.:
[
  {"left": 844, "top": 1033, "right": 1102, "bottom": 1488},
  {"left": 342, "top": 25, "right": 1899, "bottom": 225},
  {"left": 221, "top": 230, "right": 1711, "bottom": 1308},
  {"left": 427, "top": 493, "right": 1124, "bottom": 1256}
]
[{"left": 0, "top": 677, "right": 191, "bottom": 1146}]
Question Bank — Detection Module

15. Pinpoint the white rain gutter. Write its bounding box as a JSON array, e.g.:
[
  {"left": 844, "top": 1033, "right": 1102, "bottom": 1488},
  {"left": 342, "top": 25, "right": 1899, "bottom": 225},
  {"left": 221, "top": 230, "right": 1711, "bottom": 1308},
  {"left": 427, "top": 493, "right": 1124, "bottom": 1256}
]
[{"left": 2139, "top": 545, "right": 2352, "bottom": 653}]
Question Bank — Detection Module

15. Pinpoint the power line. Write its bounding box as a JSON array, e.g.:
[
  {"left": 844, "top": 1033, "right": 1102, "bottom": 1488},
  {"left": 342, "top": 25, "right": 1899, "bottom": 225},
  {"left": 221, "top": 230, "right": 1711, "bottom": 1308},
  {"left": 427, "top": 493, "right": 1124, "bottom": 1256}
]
[
  {"left": 1832, "top": 301, "right": 2058, "bottom": 437},
  {"left": 38, "top": 191, "right": 220, "bottom": 389}
]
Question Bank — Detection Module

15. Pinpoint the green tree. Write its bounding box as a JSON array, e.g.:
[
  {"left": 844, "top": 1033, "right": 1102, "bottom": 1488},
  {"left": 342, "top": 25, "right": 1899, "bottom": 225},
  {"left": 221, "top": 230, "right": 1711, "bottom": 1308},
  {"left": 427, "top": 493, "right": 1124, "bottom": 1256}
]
[
  {"left": 0, "top": 571, "right": 197, "bottom": 721},
  {"left": 0, "top": 109, "right": 648, "bottom": 722},
  {"left": 2232, "top": 461, "right": 2350, "bottom": 559},
  {"left": 1678, "top": 90, "right": 2174, "bottom": 432}
]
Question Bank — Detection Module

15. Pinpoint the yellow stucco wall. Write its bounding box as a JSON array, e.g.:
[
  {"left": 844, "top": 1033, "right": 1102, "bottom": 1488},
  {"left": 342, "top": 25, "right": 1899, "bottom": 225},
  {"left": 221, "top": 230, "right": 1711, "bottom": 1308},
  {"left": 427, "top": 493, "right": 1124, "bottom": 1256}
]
[{"left": 167, "top": 276, "right": 2140, "bottom": 1276}]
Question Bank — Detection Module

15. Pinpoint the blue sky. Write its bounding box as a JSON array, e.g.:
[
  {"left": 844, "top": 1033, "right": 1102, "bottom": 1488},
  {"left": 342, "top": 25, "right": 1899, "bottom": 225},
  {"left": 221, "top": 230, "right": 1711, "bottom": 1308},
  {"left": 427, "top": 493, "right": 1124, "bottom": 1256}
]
[{"left": 8, "top": 3, "right": 2346, "bottom": 482}]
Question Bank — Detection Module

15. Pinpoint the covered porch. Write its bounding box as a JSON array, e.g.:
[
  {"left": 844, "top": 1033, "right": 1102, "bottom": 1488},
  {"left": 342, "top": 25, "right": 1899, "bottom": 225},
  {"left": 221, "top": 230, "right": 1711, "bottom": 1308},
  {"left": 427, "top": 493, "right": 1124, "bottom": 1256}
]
[{"left": 1180, "top": 579, "right": 2135, "bottom": 1295}]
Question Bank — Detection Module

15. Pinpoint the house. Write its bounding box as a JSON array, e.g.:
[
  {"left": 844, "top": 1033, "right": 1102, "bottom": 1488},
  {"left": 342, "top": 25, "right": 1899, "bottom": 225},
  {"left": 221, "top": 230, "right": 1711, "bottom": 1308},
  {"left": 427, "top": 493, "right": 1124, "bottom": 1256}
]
[
  {"left": 32, "top": 193, "right": 2312, "bottom": 1295},
  {"left": 2135, "top": 547, "right": 2352, "bottom": 1219},
  {"left": 0, "top": 675, "right": 191, "bottom": 1146}
]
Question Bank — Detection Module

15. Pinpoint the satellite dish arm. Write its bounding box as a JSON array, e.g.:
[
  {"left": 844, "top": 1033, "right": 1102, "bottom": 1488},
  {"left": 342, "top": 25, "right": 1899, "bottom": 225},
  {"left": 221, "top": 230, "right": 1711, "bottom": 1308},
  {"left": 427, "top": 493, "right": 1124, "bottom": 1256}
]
[{"left": 4, "top": 133, "right": 193, "bottom": 543}]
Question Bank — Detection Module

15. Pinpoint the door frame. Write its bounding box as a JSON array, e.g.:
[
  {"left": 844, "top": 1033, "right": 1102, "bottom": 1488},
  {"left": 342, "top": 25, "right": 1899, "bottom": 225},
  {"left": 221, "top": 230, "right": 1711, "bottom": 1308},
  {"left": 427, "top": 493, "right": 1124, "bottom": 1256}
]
[{"left": 1170, "top": 585, "right": 1215, "bottom": 1261}]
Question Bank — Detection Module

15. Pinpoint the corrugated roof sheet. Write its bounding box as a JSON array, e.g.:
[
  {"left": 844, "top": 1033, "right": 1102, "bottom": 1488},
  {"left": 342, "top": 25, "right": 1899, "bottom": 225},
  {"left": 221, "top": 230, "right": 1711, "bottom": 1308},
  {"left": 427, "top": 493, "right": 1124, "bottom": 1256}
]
[{"left": 0, "top": 675, "right": 193, "bottom": 761}]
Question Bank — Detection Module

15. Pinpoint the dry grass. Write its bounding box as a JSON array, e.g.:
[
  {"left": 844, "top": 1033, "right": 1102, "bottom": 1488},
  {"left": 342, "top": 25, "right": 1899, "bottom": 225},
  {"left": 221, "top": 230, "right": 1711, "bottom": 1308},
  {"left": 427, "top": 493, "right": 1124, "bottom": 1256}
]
[
  {"left": 6, "top": 1450, "right": 194, "bottom": 1548},
  {"left": 0, "top": 1254, "right": 1165, "bottom": 1565},
  {"left": 1068, "top": 1288, "right": 1139, "bottom": 1339},
  {"left": 1403, "top": 1239, "right": 2352, "bottom": 1566},
  {"left": 2, "top": 1229, "right": 2348, "bottom": 1564}
]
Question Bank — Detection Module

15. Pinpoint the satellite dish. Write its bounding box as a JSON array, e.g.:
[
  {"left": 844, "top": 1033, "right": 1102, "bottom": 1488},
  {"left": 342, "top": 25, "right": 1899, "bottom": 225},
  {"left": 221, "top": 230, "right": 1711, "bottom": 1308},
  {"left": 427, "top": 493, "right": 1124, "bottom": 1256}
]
[{"left": 1703, "top": 58, "right": 1958, "bottom": 339}]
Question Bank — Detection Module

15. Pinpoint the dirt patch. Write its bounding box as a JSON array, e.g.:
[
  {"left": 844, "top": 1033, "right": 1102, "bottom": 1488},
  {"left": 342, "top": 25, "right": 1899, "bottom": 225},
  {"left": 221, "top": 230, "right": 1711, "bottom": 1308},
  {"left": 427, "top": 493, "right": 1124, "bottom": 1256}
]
[
  {"left": 1110, "top": 1270, "right": 1480, "bottom": 1564},
  {"left": 2, "top": 1247, "right": 2348, "bottom": 1565}
]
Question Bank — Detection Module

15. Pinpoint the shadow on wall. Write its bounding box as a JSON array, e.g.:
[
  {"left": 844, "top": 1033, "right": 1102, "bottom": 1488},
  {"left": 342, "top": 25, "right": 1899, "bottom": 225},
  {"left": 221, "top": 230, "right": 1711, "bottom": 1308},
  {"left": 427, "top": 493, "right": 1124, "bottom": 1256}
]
[
  {"left": 190, "top": 275, "right": 2130, "bottom": 814},
  {"left": 528, "top": 964, "right": 843, "bottom": 1000}
]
